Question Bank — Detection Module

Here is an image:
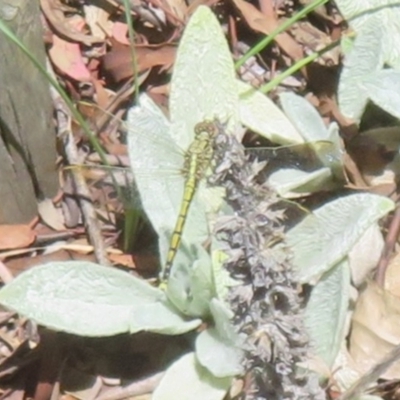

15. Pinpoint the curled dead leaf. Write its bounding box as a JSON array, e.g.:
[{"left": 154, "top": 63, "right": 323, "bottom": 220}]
[
  {"left": 40, "top": 0, "right": 103, "bottom": 45},
  {"left": 49, "top": 34, "right": 92, "bottom": 82}
]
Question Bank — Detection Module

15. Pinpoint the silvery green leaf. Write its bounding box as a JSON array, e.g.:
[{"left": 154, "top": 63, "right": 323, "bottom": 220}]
[
  {"left": 209, "top": 299, "right": 239, "bottom": 344},
  {"left": 349, "top": 224, "right": 384, "bottom": 287},
  {"left": 0, "top": 261, "right": 163, "bottom": 336},
  {"left": 335, "top": 0, "right": 400, "bottom": 68},
  {"left": 287, "top": 194, "right": 394, "bottom": 283},
  {"left": 337, "top": 16, "right": 384, "bottom": 122},
  {"left": 129, "top": 301, "right": 201, "bottom": 335},
  {"left": 166, "top": 243, "right": 215, "bottom": 318},
  {"left": 169, "top": 5, "right": 239, "bottom": 147},
  {"left": 153, "top": 352, "right": 231, "bottom": 400},
  {"left": 305, "top": 259, "right": 350, "bottom": 368},
  {"left": 196, "top": 327, "right": 244, "bottom": 377},
  {"left": 280, "top": 92, "right": 330, "bottom": 142},
  {"left": 238, "top": 81, "right": 303, "bottom": 145},
  {"left": 268, "top": 167, "right": 332, "bottom": 198},
  {"left": 326, "top": 123, "right": 346, "bottom": 181},
  {"left": 362, "top": 69, "right": 400, "bottom": 120},
  {"left": 211, "top": 245, "right": 236, "bottom": 302},
  {"left": 195, "top": 299, "right": 244, "bottom": 378},
  {"left": 341, "top": 35, "right": 355, "bottom": 55}
]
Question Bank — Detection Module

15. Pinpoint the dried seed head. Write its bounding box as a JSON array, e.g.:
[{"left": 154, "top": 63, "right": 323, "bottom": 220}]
[{"left": 210, "top": 125, "right": 326, "bottom": 400}]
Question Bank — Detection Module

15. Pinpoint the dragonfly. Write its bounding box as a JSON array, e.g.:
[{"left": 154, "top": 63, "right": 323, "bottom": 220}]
[
  {"left": 162, "top": 120, "right": 219, "bottom": 281},
  {"left": 74, "top": 114, "right": 343, "bottom": 281}
]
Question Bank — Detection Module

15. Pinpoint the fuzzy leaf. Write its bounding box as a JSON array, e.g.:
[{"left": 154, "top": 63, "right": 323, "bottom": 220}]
[
  {"left": 287, "top": 194, "right": 394, "bottom": 283},
  {"left": 153, "top": 352, "right": 231, "bottom": 400},
  {"left": 209, "top": 299, "right": 237, "bottom": 342},
  {"left": 238, "top": 81, "right": 303, "bottom": 145},
  {"left": 169, "top": 5, "right": 239, "bottom": 147},
  {"left": 129, "top": 301, "right": 201, "bottom": 335},
  {"left": 335, "top": 0, "right": 400, "bottom": 68},
  {"left": 362, "top": 69, "right": 400, "bottom": 120},
  {"left": 166, "top": 243, "right": 215, "bottom": 318},
  {"left": 211, "top": 244, "right": 236, "bottom": 302},
  {"left": 196, "top": 327, "right": 244, "bottom": 377},
  {"left": 280, "top": 92, "right": 331, "bottom": 142},
  {"left": 337, "top": 16, "right": 384, "bottom": 122},
  {"left": 305, "top": 259, "right": 350, "bottom": 368},
  {"left": 0, "top": 261, "right": 164, "bottom": 336},
  {"left": 268, "top": 167, "right": 332, "bottom": 198}
]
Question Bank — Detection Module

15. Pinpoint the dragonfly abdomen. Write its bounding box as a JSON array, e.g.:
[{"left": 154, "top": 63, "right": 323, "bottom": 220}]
[{"left": 163, "top": 164, "right": 199, "bottom": 279}]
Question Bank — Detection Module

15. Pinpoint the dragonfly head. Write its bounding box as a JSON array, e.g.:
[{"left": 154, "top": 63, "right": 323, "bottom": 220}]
[
  {"left": 194, "top": 118, "right": 229, "bottom": 140},
  {"left": 194, "top": 120, "right": 218, "bottom": 138}
]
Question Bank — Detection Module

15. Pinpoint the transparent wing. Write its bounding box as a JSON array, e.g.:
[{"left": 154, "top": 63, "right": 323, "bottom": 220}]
[
  {"left": 126, "top": 97, "right": 210, "bottom": 257},
  {"left": 246, "top": 141, "right": 343, "bottom": 175},
  {"left": 78, "top": 140, "right": 342, "bottom": 214},
  {"left": 246, "top": 141, "right": 345, "bottom": 197}
]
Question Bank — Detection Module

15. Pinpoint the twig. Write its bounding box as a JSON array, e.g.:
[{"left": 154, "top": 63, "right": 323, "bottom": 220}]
[
  {"left": 47, "top": 59, "right": 109, "bottom": 266},
  {"left": 63, "top": 131, "right": 110, "bottom": 266}
]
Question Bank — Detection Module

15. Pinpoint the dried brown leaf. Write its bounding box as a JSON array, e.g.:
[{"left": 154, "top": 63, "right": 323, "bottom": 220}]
[
  {"left": 102, "top": 44, "right": 176, "bottom": 82},
  {"left": 83, "top": 4, "right": 111, "bottom": 40},
  {"left": 0, "top": 225, "right": 35, "bottom": 251},
  {"left": 349, "top": 281, "right": 400, "bottom": 379},
  {"left": 40, "top": 0, "right": 103, "bottom": 45},
  {"left": 164, "top": 0, "right": 187, "bottom": 21},
  {"left": 231, "top": 0, "right": 304, "bottom": 61},
  {"left": 385, "top": 252, "right": 400, "bottom": 298}
]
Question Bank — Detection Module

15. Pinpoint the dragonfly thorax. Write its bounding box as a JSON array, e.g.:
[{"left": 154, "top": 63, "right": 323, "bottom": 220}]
[{"left": 181, "top": 121, "right": 219, "bottom": 180}]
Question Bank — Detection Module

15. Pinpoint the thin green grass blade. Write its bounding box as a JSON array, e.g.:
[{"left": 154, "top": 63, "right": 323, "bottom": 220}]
[
  {"left": 121, "top": 0, "right": 139, "bottom": 104},
  {"left": 116, "top": 0, "right": 142, "bottom": 247},
  {"left": 235, "top": 0, "right": 329, "bottom": 69},
  {"left": 259, "top": 39, "right": 341, "bottom": 94}
]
